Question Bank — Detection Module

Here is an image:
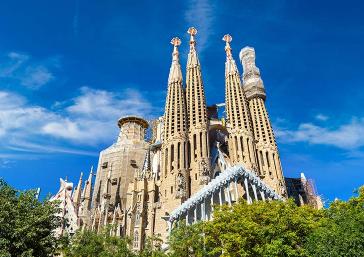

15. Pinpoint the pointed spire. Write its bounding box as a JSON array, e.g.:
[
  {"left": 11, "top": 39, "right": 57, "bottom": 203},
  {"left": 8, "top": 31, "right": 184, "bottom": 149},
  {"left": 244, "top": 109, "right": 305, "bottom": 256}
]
[
  {"left": 223, "top": 34, "right": 233, "bottom": 58},
  {"left": 222, "top": 34, "right": 238, "bottom": 76},
  {"left": 187, "top": 27, "right": 200, "bottom": 68},
  {"left": 168, "top": 37, "right": 183, "bottom": 83},
  {"left": 72, "top": 172, "right": 83, "bottom": 207},
  {"left": 82, "top": 166, "right": 93, "bottom": 201},
  {"left": 188, "top": 27, "right": 197, "bottom": 49}
]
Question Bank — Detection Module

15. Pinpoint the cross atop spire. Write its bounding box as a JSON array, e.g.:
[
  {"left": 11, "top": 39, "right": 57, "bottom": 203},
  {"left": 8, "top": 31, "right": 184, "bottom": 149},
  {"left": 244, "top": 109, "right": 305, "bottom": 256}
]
[
  {"left": 223, "top": 34, "right": 233, "bottom": 58},
  {"left": 187, "top": 27, "right": 197, "bottom": 50}
]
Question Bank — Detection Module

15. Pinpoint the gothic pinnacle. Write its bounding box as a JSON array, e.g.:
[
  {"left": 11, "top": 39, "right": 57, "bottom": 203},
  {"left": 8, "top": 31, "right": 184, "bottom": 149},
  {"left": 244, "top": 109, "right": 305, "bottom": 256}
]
[
  {"left": 170, "top": 37, "right": 181, "bottom": 62},
  {"left": 222, "top": 34, "right": 233, "bottom": 58},
  {"left": 187, "top": 27, "right": 197, "bottom": 50},
  {"left": 223, "top": 34, "right": 238, "bottom": 77},
  {"left": 168, "top": 37, "right": 183, "bottom": 83}
]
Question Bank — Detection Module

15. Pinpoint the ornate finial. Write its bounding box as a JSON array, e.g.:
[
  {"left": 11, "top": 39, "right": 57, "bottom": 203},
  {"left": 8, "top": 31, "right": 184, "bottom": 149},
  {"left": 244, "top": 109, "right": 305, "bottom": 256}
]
[
  {"left": 187, "top": 27, "right": 197, "bottom": 48},
  {"left": 171, "top": 37, "right": 181, "bottom": 47},
  {"left": 170, "top": 37, "right": 181, "bottom": 61},
  {"left": 222, "top": 34, "right": 233, "bottom": 58}
]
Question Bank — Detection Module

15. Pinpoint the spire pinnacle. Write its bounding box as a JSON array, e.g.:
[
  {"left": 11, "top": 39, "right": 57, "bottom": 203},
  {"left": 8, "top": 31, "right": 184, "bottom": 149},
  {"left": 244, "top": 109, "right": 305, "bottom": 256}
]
[
  {"left": 168, "top": 37, "right": 183, "bottom": 83},
  {"left": 187, "top": 27, "right": 197, "bottom": 50},
  {"left": 222, "top": 34, "right": 233, "bottom": 58},
  {"left": 171, "top": 37, "right": 181, "bottom": 62}
]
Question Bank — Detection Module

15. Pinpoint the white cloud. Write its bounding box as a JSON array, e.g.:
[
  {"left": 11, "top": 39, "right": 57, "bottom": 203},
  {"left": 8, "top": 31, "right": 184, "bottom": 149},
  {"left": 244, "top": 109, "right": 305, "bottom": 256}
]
[
  {"left": 0, "top": 87, "right": 154, "bottom": 158},
  {"left": 20, "top": 65, "right": 54, "bottom": 89},
  {"left": 315, "top": 114, "right": 329, "bottom": 121},
  {"left": 0, "top": 52, "right": 55, "bottom": 89},
  {"left": 184, "top": 0, "right": 215, "bottom": 52},
  {"left": 276, "top": 118, "right": 364, "bottom": 150},
  {"left": 43, "top": 87, "right": 153, "bottom": 142}
]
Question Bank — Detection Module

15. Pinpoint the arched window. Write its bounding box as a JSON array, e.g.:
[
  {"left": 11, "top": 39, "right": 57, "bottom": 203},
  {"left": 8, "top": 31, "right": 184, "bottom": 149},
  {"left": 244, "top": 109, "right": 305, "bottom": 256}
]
[
  {"left": 133, "top": 230, "right": 139, "bottom": 248},
  {"left": 135, "top": 211, "right": 141, "bottom": 225}
]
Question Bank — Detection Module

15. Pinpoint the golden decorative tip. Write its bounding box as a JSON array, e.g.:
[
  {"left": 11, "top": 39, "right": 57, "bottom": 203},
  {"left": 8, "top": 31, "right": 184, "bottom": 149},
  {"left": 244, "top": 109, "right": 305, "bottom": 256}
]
[
  {"left": 222, "top": 34, "right": 233, "bottom": 57},
  {"left": 222, "top": 34, "right": 232, "bottom": 43},
  {"left": 187, "top": 27, "right": 197, "bottom": 36},
  {"left": 188, "top": 27, "right": 197, "bottom": 48},
  {"left": 171, "top": 37, "right": 181, "bottom": 47}
]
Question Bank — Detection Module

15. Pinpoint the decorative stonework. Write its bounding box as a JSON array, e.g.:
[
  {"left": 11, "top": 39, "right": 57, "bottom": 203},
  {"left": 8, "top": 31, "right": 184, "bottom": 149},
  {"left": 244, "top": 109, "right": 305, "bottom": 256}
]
[{"left": 56, "top": 29, "right": 306, "bottom": 252}]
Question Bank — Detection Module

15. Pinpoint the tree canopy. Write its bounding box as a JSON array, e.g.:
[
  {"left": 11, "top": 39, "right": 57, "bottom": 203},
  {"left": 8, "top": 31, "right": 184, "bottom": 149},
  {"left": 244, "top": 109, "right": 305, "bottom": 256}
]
[
  {"left": 0, "top": 179, "right": 61, "bottom": 257},
  {"left": 305, "top": 187, "right": 364, "bottom": 257},
  {"left": 64, "top": 228, "right": 168, "bottom": 257},
  {"left": 168, "top": 186, "right": 364, "bottom": 257}
]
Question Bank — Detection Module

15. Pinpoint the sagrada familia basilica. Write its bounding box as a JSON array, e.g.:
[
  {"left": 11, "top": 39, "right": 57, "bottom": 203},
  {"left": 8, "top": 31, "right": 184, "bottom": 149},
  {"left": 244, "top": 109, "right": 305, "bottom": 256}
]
[{"left": 51, "top": 27, "right": 323, "bottom": 250}]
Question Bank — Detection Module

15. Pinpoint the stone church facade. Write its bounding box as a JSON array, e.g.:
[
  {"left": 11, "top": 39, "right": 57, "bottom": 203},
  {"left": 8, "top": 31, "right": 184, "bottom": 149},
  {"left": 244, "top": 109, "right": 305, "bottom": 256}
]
[{"left": 60, "top": 27, "right": 321, "bottom": 250}]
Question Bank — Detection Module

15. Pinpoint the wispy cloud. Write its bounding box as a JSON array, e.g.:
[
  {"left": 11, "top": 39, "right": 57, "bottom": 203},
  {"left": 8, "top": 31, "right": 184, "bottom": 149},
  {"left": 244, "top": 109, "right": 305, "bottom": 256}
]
[
  {"left": 0, "top": 52, "right": 56, "bottom": 89},
  {"left": 315, "top": 113, "right": 329, "bottom": 121},
  {"left": 0, "top": 86, "right": 154, "bottom": 160},
  {"left": 184, "top": 0, "right": 215, "bottom": 52},
  {"left": 43, "top": 87, "right": 153, "bottom": 142},
  {"left": 276, "top": 118, "right": 364, "bottom": 150}
]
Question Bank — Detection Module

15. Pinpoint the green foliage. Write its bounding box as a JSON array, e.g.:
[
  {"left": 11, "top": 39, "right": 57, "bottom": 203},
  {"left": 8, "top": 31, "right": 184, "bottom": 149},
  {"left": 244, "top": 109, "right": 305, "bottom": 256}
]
[
  {"left": 168, "top": 188, "right": 364, "bottom": 257},
  {"left": 305, "top": 186, "right": 364, "bottom": 257},
  {"left": 0, "top": 178, "right": 61, "bottom": 257},
  {"left": 168, "top": 221, "right": 207, "bottom": 257},
  {"left": 203, "top": 199, "right": 323, "bottom": 257},
  {"left": 64, "top": 228, "right": 135, "bottom": 257},
  {"left": 138, "top": 235, "right": 168, "bottom": 257}
]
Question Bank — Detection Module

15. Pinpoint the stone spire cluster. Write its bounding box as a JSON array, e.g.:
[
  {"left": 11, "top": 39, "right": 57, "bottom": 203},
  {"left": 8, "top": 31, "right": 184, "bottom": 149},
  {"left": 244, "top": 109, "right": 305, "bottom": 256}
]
[
  {"left": 51, "top": 27, "right": 299, "bottom": 251},
  {"left": 185, "top": 27, "right": 211, "bottom": 194}
]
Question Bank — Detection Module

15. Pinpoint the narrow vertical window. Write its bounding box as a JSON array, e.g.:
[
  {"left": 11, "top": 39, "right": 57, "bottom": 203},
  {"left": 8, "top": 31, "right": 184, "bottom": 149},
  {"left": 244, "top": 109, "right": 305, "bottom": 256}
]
[
  {"left": 260, "top": 151, "right": 264, "bottom": 166},
  {"left": 165, "top": 148, "right": 168, "bottom": 176},
  {"left": 247, "top": 138, "right": 252, "bottom": 163},
  {"left": 177, "top": 142, "right": 181, "bottom": 169},
  {"left": 193, "top": 134, "right": 197, "bottom": 159},
  {"left": 171, "top": 144, "right": 174, "bottom": 171},
  {"left": 200, "top": 132, "right": 203, "bottom": 158}
]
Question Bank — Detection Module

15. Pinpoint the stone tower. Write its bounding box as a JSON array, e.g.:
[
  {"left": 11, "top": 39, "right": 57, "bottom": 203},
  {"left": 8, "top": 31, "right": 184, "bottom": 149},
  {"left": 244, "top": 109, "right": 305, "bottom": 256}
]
[
  {"left": 91, "top": 116, "right": 149, "bottom": 218},
  {"left": 239, "top": 47, "right": 286, "bottom": 195},
  {"left": 223, "top": 35, "right": 257, "bottom": 171},
  {"left": 185, "top": 27, "right": 211, "bottom": 194},
  {"left": 160, "top": 37, "right": 189, "bottom": 213}
]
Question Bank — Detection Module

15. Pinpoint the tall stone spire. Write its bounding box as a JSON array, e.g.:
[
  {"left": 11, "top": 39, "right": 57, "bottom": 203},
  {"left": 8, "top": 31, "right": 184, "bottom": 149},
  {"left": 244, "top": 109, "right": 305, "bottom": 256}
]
[
  {"left": 223, "top": 34, "right": 257, "bottom": 171},
  {"left": 185, "top": 27, "right": 211, "bottom": 194},
  {"left": 161, "top": 36, "right": 189, "bottom": 210},
  {"left": 81, "top": 166, "right": 93, "bottom": 211},
  {"left": 72, "top": 172, "right": 83, "bottom": 213},
  {"left": 240, "top": 47, "right": 286, "bottom": 195}
]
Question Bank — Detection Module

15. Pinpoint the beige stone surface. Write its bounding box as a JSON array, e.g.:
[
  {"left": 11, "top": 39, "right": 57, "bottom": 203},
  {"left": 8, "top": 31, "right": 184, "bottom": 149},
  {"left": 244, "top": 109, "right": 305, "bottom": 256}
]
[{"left": 78, "top": 32, "right": 292, "bottom": 251}]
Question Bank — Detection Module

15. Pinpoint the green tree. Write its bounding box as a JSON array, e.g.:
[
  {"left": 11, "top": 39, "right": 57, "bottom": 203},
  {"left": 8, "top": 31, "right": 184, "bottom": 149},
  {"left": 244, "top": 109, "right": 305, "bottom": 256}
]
[
  {"left": 64, "top": 228, "right": 136, "bottom": 257},
  {"left": 138, "top": 235, "right": 167, "bottom": 257},
  {"left": 306, "top": 186, "right": 364, "bottom": 257},
  {"left": 205, "top": 199, "right": 324, "bottom": 257},
  {"left": 169, "top": 199, "right": 324, "bottom": 257},
  {"left": 168, "top": 221, "right": 208, "bottom": 257},
  {"left": 0, "top": 179, "right": 61, "bottom": 257}
]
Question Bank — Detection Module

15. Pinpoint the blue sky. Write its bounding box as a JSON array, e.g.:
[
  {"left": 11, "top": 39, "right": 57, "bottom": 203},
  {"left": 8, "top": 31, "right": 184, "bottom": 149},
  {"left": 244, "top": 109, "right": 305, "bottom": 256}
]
[{"left": 0, "top": 0, "right": 363, "bottom": 203}]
